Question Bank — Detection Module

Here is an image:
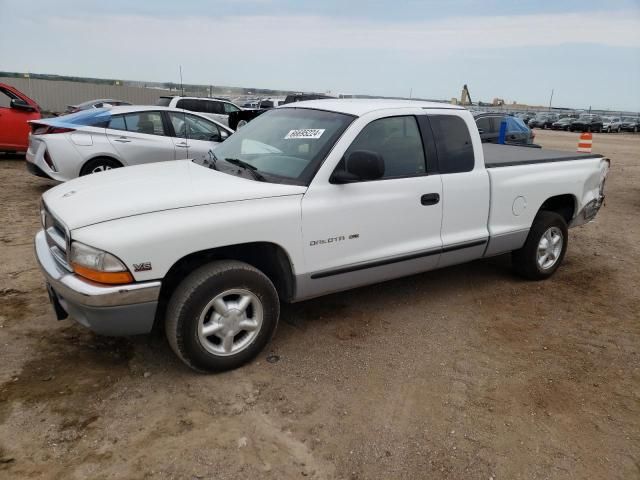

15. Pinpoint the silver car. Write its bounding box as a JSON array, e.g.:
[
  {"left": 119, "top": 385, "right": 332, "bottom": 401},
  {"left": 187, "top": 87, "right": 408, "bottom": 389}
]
[
  {"left": 602, "top": 116, "right": 622, "bottom": 133},
  {"left": 25, "top": 105, "right": 233, "bottom": 182}
]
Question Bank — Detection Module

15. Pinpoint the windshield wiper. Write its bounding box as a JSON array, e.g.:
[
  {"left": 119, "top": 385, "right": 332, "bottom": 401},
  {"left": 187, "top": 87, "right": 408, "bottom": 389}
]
[
  {"left": 204, "top": 149, "right": 218, "bottom": 170},
  {"left": 224, "top": 158, "right": 266, "bottom": 182}
]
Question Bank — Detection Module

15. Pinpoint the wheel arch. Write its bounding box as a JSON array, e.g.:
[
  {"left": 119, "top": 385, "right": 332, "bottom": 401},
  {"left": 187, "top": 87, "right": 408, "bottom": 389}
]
[
  {"left": 154, "top": 242, "right": 296, "bottom": 330},
  {"left": 537, "top": 194, "right": 577, "bottom": 224}
]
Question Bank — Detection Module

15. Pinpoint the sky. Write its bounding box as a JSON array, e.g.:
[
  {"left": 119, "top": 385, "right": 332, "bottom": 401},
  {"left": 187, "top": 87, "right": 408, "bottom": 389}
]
[{"left": 1, "top": 0, "right": 639, "bottom": 111}]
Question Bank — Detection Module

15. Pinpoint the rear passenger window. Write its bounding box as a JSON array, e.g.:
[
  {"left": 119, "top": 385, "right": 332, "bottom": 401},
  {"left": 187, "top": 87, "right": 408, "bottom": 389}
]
[
  {"left": 108, "top": 115, "right": 126, "bottom": 131},
  {"left": 429, "top": 115, "right": 475, "bottom": 174},
  {"left": 343, "top": 116, "right": 426, "bottom": 179},
  {"left": 122, "top": 112, "right": 165, "bottom": 135}
]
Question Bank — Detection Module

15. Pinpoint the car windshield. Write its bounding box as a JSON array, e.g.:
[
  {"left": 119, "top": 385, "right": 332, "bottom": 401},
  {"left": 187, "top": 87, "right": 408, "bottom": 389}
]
[{"left": 206, "top": 108, "right": 354, "bottom": 185}]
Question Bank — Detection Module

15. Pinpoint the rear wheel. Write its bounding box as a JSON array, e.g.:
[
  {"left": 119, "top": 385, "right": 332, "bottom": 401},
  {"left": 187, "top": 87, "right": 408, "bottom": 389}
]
[
  {"left": 512, "top": 211, "right": 568, "bottom": 280},
  {"left": 236, "top": 119, "right": 248, "bottom": 129},
  {"left": 80, "top": 157, "right": 122, "bottom": 176},
  {"left": 165, "top": 260, "right": 280, "bottom": 372}
]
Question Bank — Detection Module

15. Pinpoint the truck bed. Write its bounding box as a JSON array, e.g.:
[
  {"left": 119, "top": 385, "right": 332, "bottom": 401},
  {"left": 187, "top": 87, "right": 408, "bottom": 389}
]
[{"left": 483, "top": 143, "right": 603, "bottom": 168}]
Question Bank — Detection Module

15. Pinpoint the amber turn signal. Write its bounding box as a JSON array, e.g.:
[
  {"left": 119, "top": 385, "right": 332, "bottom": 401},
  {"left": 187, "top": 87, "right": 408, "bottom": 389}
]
[{"left": 72, "top": 263, "right": 134, "bottom": 285}]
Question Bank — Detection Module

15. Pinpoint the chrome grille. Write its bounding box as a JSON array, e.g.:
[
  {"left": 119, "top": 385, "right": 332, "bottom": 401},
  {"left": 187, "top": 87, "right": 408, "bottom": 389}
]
[{"left": 43, "top": 205, "right": 71, "bottom": 271}]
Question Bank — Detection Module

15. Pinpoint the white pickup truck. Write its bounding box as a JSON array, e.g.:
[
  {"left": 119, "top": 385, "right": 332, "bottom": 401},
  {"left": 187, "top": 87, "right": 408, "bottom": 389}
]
[{"left": 35, "top": 100, "right": 610, "bottom": 372}]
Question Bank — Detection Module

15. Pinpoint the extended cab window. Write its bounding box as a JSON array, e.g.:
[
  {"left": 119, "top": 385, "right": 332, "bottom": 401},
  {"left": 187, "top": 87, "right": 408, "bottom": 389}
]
[
  {"left": 429, "top": 115, "right": 475, "bottom": 174},
  {"left": 343, "top": 116, "right": 426, "bottom": 179}
]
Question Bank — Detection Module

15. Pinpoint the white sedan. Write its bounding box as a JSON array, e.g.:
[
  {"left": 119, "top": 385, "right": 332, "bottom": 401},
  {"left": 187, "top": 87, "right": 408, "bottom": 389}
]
[{"left": 25, "top": 105, "right": 233, "bottom": 182}]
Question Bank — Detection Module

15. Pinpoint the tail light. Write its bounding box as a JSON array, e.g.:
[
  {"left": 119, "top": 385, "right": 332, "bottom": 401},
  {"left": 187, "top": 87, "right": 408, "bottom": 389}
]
[
  {"left": 30, "top": 124, "right": 75, "bottom": 135},
  {"left": 43, "top": 150, "right": 58, "bottom": 172}
]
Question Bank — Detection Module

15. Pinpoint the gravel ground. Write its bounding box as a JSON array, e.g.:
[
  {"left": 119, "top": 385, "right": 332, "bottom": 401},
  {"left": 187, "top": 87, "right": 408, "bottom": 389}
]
[{"left": 0, "top": 130, "right": 638, "bottom": 480}]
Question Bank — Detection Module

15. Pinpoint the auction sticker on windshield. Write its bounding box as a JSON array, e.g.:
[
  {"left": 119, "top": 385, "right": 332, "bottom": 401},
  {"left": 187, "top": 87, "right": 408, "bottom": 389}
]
[{"left": 284, "top": 129, "right": 325, "bottom": 139}]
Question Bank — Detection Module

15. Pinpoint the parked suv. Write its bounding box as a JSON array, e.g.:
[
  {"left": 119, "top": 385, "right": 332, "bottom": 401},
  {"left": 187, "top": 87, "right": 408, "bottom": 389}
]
[
  {"left": 620, "top": 117, "right": 640, "bottom": 133},
  {"left": 570, "top": 114, "right": 603, "bottom": 133},
  {"left": 156, "top": 96, "right": 242, "bottom": 127},
  {"left": 473, "top": 113, "right": 534, "bottom": 145},
  {"left": 602, "top": 117, "right": 622, "bottom": 133}
]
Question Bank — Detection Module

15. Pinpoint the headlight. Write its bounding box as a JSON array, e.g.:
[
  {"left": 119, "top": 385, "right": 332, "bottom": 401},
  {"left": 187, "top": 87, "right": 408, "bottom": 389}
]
[{"left": 69, "top": 241, "right": 133, "bottom": 284}]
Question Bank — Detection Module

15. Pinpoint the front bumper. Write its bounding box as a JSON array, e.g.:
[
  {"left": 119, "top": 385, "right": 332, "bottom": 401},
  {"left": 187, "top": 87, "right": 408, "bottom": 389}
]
[{"left": 35, "top": 230, "right": 161, "bottom": 336}]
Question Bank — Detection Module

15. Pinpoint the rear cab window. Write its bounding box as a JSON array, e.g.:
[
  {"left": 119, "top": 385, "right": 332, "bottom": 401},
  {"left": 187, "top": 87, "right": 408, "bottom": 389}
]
[{"left": 428, "top": 115, "right": 475, "bottom": 174}]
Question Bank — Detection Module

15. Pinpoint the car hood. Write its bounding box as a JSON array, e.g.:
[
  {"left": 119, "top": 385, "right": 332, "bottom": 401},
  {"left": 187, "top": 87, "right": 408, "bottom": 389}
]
[{"left": 43, "top": 160, "right": 307, "bottom": 230}]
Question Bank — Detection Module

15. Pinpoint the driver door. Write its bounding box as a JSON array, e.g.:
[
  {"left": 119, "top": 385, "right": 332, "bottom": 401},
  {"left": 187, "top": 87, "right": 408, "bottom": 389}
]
[
  {"left": 167, "top": 112, "right": 229, "bottom": 162},
  {"left": 300, "top": 115, "right": 443, "bottom": 298}
]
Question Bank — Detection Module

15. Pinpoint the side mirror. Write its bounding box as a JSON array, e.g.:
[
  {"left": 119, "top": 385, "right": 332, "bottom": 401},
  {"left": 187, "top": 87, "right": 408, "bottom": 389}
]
[
  {"left": 331, "top": 150, "right": 385, "bottom": 184},
  {"left": 10, "top": 98, "right": 35, "bottom": 111}
]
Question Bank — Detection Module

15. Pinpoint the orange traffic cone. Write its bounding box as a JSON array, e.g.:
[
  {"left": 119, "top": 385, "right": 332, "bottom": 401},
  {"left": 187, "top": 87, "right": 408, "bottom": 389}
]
[{"left": 577, "top": 132, "right": 593, "bottom": 153}]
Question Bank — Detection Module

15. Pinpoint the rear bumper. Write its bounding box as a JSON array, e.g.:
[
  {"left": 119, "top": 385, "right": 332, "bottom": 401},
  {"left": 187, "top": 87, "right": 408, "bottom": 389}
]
[
  {"left": 570, "top": 195, "right": 605, "bottom": 228},
  {"left": 35, "top": 230, "right": 161, "bottom": 336},
  {"left": 26, "top": 160, "right": 54, "bottom": 179}
]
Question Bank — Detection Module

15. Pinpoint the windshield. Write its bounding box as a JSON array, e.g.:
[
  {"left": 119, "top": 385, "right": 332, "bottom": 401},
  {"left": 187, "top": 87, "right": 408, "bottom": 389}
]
[{"left": 208, "top": 108, "right": 354, "bottom": 185}]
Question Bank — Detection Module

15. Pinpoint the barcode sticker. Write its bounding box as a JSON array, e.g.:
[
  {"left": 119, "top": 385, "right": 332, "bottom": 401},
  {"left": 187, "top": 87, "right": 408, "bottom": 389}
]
[{"left": 284, "top": 129, "right": 325, "bottom": 139}]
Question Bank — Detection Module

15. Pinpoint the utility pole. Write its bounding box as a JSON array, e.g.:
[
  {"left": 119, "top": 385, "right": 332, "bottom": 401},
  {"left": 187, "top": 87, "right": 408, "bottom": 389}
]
[
  {"left": 548, "top": 88, "right": 554, "bottom": 111},
  {"left": 409, "top": 88, "right": 412, "bottom": 99},
  {"left": 179, "top": 65, "right": 184, "bottom": 96}
]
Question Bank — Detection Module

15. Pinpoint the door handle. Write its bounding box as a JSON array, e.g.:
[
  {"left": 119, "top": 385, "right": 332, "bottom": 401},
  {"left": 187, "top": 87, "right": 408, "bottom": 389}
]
[
  {"left": 114, "top": 136, "right": 131, "bottom": 143},
  {"left": 421, "top": 193, "right": 440, "bottom": 206},
  {"left": 175, "top": 142, "right": 188, "bottom": 148}
]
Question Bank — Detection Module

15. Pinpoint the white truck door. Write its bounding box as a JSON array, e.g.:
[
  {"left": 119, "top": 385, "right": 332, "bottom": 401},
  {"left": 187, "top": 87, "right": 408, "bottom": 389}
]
[
  {"left": 105, "top": 111, "right": 177, "bottom": 165},
  {"left": 427, "top": 114, "right": 490, "bottom": 267},
  {"left": 299, "top": 115, "right": 443, "bottom": 299}
]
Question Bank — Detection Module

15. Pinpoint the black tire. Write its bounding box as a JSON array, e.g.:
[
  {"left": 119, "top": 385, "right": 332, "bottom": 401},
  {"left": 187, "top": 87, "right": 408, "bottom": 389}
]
[
  {"left": 607, "top": 127, "right": 611, "bottom": 133},
  {"left": 569, "top": 127, "right": 574, "bottom": 132},
  {"left": 80, "top": 157, "right": 122, "bottom": 176},
  {"left": 635, "top": 126, "right": 638, "bottom": 133},
  {"left": 512, "top": 211, "right": 568, "bottom": 280},
  {"left": 165, "top": 260, "right": 280, "bottom": 372}
]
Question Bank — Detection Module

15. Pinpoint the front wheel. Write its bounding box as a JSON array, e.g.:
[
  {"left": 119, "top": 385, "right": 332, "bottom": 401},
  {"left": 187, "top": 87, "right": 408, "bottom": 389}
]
[
  {"left": 512, "top": 211, "right": 568, "bottom": 280},
  {"left": 165, "top": 260, "right": 280, "bottom": 372}
]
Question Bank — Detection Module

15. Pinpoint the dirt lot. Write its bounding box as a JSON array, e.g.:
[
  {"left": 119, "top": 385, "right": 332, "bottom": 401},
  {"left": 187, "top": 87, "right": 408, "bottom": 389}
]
[{"left": 0, "top": 130, "right": 638, "bottom": 480}]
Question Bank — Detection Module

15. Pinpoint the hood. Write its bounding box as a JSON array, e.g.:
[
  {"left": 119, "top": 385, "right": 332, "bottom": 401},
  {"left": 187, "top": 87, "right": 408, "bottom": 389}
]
[{"left": 43, "top": 160, "right": 307, "bottom": 230}]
